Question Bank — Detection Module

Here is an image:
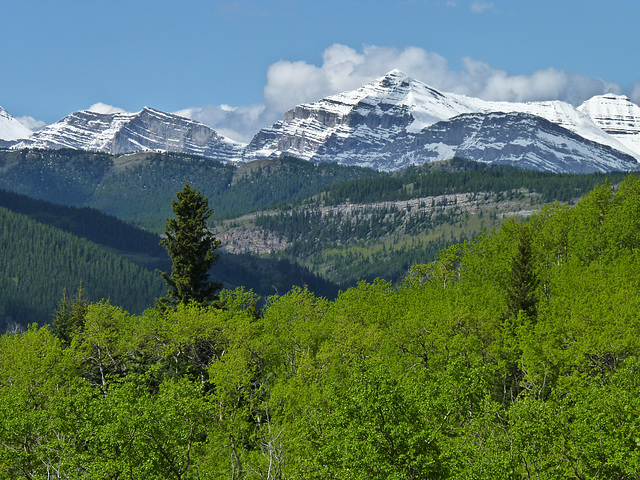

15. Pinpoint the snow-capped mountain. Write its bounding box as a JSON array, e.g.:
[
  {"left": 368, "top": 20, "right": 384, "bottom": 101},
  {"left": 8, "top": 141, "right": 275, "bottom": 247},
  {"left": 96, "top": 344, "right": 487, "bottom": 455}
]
[
  {"left": 244, "top": 69, "right": 475, "bottom": 161},
  {"left": 4, "top": 71, "right": 640, "bottom": 173},
  {"left": 578, "top": 94, "right": 640, "bottom": 157},
  {"left": 10, "top": 107, "right": 244, "bottom": 163},
  {"left": 0, "top": 107, "right": 33, "bottom": 141},
  {"left": 244, "top": 70, "right": 640, "bottom": 172}
]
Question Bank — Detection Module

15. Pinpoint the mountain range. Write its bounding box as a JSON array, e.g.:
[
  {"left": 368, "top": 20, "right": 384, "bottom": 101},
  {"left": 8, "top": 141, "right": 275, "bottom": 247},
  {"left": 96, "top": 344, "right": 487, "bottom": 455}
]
[{"left": 3, "top": 70, "right": 640, "bottom": 173}]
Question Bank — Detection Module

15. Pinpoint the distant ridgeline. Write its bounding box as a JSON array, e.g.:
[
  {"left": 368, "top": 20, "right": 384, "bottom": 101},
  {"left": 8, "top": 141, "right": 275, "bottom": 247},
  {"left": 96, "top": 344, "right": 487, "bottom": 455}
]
[
  {"left": 0, "top": 149, "right": 631, "bottom": 231},
  {"left": 0, "top": 149, "right": 378, "bottom": 231}
]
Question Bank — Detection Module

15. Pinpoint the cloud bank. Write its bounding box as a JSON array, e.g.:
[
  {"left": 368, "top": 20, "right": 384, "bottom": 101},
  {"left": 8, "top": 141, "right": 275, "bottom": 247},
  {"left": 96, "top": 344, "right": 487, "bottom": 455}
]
[
  {"left": 16, "top": 116, "right": 46, "bottom": 132},
  {"left": 179, "top": 44, "right": 633, "bottom": 142}
]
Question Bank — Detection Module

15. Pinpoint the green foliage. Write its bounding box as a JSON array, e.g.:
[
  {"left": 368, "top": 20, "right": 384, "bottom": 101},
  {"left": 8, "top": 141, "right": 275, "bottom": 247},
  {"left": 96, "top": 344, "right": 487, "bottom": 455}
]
[
  {"left": 158, "top": 182, "right": 222, "bottom": 308},
  {"left": 4, "top": 166, "right": 640, "bottom": 478}
]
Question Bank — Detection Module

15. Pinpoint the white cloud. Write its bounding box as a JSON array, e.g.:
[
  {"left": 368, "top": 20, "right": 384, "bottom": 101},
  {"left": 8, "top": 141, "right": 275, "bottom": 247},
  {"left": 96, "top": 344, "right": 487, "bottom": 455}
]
[
  {"left": 630, "top": 81, "right": 640, "bottom": 105},
  {"left": 174, "top": 104, "right": 265, "bottom": 143},
  {"left": 180, "top": 43, "right": 635, "bottom": 142},
  {"left": 451, "top": 57, "right": 622, "bottom": 105},
  {"left": 16, "top": 115, "right": 46, "bottom": 131},
  {"left": 470, "top": 1, "right": 494, "bottom": 13},
  {"left": 261, "top": 44, "right": 622, "bottom": 109},
  {"left": 262, "top": 44, "right": 454, "bottom": 114},
  {"left": 87, "top": 102, "right": 128, "bottom": 114}
]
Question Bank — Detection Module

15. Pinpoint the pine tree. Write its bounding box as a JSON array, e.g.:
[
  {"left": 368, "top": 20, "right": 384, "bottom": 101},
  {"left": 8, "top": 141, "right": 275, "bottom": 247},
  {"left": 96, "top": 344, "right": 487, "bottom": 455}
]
[{"left": 157, "top": 182, "right": 221, "bottom": 309}]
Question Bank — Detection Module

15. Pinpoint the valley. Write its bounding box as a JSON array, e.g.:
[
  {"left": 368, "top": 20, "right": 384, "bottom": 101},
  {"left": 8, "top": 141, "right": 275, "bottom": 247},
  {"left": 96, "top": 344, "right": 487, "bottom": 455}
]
[{"left": 0, "top": 147, "right": 632, "bottom": 330}]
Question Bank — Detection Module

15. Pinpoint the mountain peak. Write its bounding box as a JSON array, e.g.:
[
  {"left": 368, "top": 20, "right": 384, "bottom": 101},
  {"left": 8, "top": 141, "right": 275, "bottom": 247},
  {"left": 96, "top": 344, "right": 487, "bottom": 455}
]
[
  {"left": 10, "top": 106, "right": 244, "bottom": 161},
  {"left": 0, "top": 106, "right": 34, "bottom": 141},
  {"left": 379, "top": 69, "right": 410, "bottom": 82},
  {"left": 578, "top": 93, "right": 640, "bottom": 137}
]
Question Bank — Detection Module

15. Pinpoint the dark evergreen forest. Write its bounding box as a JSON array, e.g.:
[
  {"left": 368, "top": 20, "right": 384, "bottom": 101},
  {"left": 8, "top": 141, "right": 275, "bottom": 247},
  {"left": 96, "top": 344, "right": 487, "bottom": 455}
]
[{"left": 0, "top": 187, "right": 339, "bottom": 329}]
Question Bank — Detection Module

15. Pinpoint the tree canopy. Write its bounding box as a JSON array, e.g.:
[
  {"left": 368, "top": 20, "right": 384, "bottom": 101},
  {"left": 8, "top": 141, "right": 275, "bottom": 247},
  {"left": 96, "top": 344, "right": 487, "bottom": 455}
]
[{"left": 3, "top": 175, "right": 640, "bottom": 478}]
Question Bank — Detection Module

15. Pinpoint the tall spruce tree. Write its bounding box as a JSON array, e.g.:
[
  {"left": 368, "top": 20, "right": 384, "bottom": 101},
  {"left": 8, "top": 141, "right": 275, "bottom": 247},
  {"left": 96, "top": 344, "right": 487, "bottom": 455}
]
[
  {"left": 157, "top": 182, "right": 221, "bottom": 309},
  {"left": 505, "top": 223, "right": 539, "bottom": 320}
]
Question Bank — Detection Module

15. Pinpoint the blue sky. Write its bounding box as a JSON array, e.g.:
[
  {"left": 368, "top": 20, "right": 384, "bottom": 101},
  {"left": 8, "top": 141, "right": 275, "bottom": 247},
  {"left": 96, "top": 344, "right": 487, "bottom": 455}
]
[{"left": 2, "top": 0, "right": 639, "bottom": 141}]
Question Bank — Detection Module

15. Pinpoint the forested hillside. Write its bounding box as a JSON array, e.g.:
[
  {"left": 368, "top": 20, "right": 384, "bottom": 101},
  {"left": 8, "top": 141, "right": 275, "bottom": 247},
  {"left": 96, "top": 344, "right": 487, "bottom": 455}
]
[
  {"left": 0, "top": 188, "right": 340, "bottom": 329},
  {"left": 0, "top": 148, "right": 636, "bottom": 327},
  {"left": 228, "top": 158, "right": 632, "bottom": 286},
  {"left": 2, "top": 176, "right": 640, "bottom": 478},
  {"left": 0, "top": 149, "right": 377, "bottom": 231},
  {"left": 0, "top": 206, "right": 166, "bottom": 332}
]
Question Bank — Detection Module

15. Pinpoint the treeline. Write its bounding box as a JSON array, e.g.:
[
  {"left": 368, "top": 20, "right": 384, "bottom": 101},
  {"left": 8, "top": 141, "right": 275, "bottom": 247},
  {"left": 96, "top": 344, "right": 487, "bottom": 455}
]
[
  {"left": 319, "top": 157, "right": 630, "bottom": 205},
  {"left": 4, "top": 177, "right": 640, "bottom": 477}
]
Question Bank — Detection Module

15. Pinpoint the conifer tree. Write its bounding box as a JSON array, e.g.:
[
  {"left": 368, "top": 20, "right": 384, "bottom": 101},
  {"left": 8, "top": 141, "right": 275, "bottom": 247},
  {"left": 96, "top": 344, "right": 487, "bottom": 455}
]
[
  {"left": 157, "top": 182, "right": 221, "bottom": 309},
  {"left": 505, "top": 223, "right": 539, "bottom": 320},
  {"left": 52, "top": 284, "right": 89, "bottom": 344}
]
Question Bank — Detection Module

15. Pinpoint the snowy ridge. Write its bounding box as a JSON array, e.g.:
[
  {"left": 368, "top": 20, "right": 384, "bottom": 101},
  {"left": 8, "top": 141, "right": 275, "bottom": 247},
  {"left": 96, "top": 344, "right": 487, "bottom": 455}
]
[
  {"left": 578, "top": 94, "right": 640, "bottom": 157},
  {"left": 4, "top": 70, "right": 640, "bottom": 173},
  {"left": 11, "top": 107, "right": 245, "bottom": 163},
  {"left": 0, "top": 107, "right": 33, "bottom": 141},
  {"left": 244, "top": 70, "right": 640, "bottom": 172},
  {"left": 393, "top": 112, "right": 639, "bottom": 173}
]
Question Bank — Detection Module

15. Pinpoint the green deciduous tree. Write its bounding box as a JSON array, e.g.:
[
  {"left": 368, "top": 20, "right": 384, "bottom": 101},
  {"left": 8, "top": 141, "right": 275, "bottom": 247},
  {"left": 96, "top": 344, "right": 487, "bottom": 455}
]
[{"left": 157, "top": 182, "right": 221, "bottom": 309}]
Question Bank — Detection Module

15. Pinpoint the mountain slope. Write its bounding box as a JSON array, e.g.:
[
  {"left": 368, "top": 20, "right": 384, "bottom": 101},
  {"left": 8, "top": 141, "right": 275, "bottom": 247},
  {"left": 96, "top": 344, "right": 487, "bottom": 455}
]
[
  {"left": 391, "top": 112, "right": 639, "bottom": 173},
  {"left": 11, "top": 107, "right": 244, "bottom": 163}
]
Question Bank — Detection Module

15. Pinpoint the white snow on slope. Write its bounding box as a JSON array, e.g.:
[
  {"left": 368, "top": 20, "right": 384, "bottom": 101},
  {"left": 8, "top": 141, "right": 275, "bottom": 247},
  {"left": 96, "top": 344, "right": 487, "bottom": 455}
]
[
  {"left": 246, "top": 70, "right": 640, "bottom": 163},
  {"left": 0, "top": 107, "right": 34, "bottom": 140},
  {"left": 578, "top": 94, "right": 640, "bottom": 158}
]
